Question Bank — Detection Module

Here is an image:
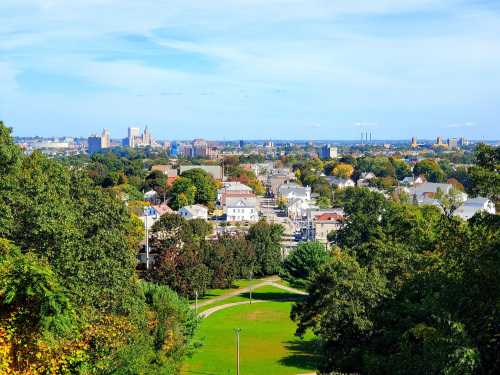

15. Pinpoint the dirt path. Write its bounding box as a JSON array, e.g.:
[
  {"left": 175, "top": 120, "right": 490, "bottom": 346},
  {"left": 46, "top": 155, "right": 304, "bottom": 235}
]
[{"left": 266, "top": 281, "right": 308, "bottom": 296}]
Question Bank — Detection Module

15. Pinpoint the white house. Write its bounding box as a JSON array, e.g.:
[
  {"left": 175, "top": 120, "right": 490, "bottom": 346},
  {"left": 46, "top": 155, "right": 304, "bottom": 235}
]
[
  {"left": 286, "top": 197, "right": 316, "bottom": 220},
  {"left": 400, "top": 175, "right": 426, "bottom": 186},
  {"left": 178, "top": 204, "right": 208, "bottom": 220},
  {"left": 278, "top": 183, "right": 311, "bottom": 201},
  {"left": 225, "top": 196, "right": 259, "bottom": 222},
  {"left": 412, "top": 182, "right": 468, "bottom": 205},
  {"left": 326, "top": 176, "right": 355, "bottom": 189},
  {"left": 454, "top": 197, "right": 496, "bottom": 220}
]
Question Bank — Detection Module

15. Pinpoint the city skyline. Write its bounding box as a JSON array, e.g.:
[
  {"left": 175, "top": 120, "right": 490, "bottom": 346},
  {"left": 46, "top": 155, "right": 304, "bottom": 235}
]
[{"left": 1, "top": 1, "right": 500, "bottom": 139}]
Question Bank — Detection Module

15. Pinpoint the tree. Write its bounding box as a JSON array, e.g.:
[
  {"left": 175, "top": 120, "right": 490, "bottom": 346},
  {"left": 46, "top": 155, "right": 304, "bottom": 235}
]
[
  {"left": 469, "top": 144, "right": 500, "bottom": 202},
  {"left": 144, "top": 170, "right": 167, "bottom": 195},
  {"left": 316, "top": 196, "right": 331, "bottom": 209},
  {"left": 332, "top": 163, "right": 354, "bottom": 178},
  {"left": 247, "top": 220, "right": 284, "bottom": 275},
  {"left": 180, "top": 168, "right": 217, "bottom": 205},
  {"left": 282, "top": 241, "right": 330, "bottom": 288},
  {"left": 413, "top": 159, "right": 446, "bottom": 182},
  {"left": 169, "top": 177, "right": 196, "bottom": 210}
]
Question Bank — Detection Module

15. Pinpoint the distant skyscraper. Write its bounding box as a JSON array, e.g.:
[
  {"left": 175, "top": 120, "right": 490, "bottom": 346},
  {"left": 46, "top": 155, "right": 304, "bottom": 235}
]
[
  {"left": 411, "top": 136, "right": 417, "bottom": 148},
  {"left": 192, "top": 139, "right": 208, "bottom": 158},
  {"left": 170, "top": 142, "right": 179, "bottom": 157},
  {"left": 448, "top": 138, "right": 458, "bottom": 149},
  {"left": 436, "top": 136, "right": 444, "bottom": 145},
  {"left": 142, "top": 126, "right": 152, "bottom": 146},
  {"left": 128, "top": 127, "right": 140, "bottom": 147},
  {"left": 101, "top": 129, "right": 110, "bottom": 148},
  {"left": 320, "top": 144, "right": 338, "bottom": 159},
  {"left": 88, "top": 135, "right": 102, "bottom": 155},
  {"left": 239, "top": 140, "right": 245, "bottom": 148},
  {"left": 458, "top": 137, "right": 469, "bottom": 147}
]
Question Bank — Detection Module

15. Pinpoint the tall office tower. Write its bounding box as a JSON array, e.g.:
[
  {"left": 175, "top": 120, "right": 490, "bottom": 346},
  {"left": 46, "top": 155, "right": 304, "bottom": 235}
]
[
  {"left": 448, "top": 138, "right": 458, "bottom": 150},
  {"left": 101, "top": 129, "right": 110, "bottom": 148},
  {"left": 88, "top": 135, "right": 102, "bottom": 155},
  {"left": 128, "top": 127, "right": 140, "bottom": 147},
  {"left": 320, "top": 144, "right": 338, "bottom": 159},
  {"left": 458, "top": 137, "right": 468, "bottom": 147},
  {"left": 239, "top": 140, "right": 244, "bottom": 148},
  {"left": 436, "top": 136, "right": 444, "bottom": 145},
  {"left": 411, "top": 136, "right": 417, "bottom": 148},
  {"left": 142, "top": 126, "right": 152, "bottom": 146},
  {"left": 192, "top": 139, "right": 208, "bottom": 158},
  {"left": 170, "top": 142, "right": 179, "bottom": 157}
]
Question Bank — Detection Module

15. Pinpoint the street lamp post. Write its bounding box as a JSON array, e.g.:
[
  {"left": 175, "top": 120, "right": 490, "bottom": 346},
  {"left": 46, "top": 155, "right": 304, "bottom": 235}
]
[
  {"left": 234, "top": 328, "right": 241, "bottom": 375},
  {"left": 144, "top": 208, "right": 150, "bottom": 271},
  {"left": 249, "top": 271, "right": 253, "bottom": 304},
  {"left": 195, "top": 290, "right": 198, "bottom": 313}
]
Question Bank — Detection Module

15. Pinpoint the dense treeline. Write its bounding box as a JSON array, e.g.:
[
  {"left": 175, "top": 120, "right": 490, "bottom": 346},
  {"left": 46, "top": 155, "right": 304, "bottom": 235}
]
[
  {"left": 0, "top": 122, "right": 197, "bottom": 373},
  {"left": 147, "top": 215, "right": 284, "bottom": 297},
  {"left": 291, "top": 186, "right": 499, "bottom": 374}
]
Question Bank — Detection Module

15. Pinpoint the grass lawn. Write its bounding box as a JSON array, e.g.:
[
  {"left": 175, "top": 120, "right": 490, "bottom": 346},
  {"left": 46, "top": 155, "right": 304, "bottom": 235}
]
[{"left": 183, "top": 289, "right": 319, "bottom": 375}]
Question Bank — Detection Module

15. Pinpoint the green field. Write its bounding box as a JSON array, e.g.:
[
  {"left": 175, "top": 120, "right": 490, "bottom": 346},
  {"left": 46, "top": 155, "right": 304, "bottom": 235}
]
[{"left": 183, "top": 287, "right": 319, "bottom": 375}]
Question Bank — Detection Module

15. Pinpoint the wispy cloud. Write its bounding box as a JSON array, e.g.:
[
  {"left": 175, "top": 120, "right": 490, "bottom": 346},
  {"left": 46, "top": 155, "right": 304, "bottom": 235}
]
[{"left": 1, "top": 0, "right": 499, "bottom": 138}]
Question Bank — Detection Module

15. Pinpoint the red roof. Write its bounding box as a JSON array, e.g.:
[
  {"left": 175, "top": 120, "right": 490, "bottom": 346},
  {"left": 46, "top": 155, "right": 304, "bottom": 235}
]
[
  {"left": 314, "top": 213, "right": 344, "bottom": 222},
  {"left": 152, "top": 203, "right": 174, "bottom": 216}
]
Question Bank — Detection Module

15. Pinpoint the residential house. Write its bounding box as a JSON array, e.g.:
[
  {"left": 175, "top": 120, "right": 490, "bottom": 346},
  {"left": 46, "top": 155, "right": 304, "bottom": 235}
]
[
  {"left": 357, "top": 172, "right": 376, "bottom": 187},
  {"left": 278, "top": 183, "right": 311, "bottom": 201},
  {"left": 151, "top": 164, "right": 178, "bottom": 186},
  {"left": 225, "top": 196, "right": 259, "bottom": 222},
  {"left": 326, "top": 176, "right": 355, "bottom": 189},
  {"left": 178, "top": 204, "right": 208, "bottom": 220},
  {"left": 412, "top": 182, "right": 468, "bottom": 205},
  {"left": 454, "top": 197, "right": 496, "bottom": 220},
  {"left": 400, "top": 175, "right": 426, "bottom": 186},
  {"left": 301, "top": 208, "right": 345, "bottom": 242},
  {"left": 218, "top": 181, "right": 253, "bottom": 203},
  {"left": 140, "top": 203, "right": 174, "bottom": 229}
]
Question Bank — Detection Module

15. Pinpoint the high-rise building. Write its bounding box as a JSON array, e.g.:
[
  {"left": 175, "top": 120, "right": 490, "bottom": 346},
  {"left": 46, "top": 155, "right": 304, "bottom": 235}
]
[
  {"left": 101, "top": 129, "right": 110, "bottom": 148},
  {"left": 458, "top": 137, "right": 469, "bottom": 147},
  {"left": 170, "top": 142, "right": 179, "bottom": 157},
  {"left": 411, "top": 136, "right": 417, "bottom": 148},
  {"left": 88, "top": 135, "right": 102, "bottom": 155},
  {"left": 436, "top": 136, "right": 444, "bottom": 145},
  {"left": 448, "top": 138, "right": 458, "bottom": 150},
  {"left": 192, "top": 139, "right": 208, "bottom": 158},
  {"left": 320, "top": 144, "right": 338, "bottom": 159},
  {"left": 128, "top": 127, "right": 140, "bottom": 147},
  {"left": 142, "top": 126, "right": 152, "bottom": 146}
]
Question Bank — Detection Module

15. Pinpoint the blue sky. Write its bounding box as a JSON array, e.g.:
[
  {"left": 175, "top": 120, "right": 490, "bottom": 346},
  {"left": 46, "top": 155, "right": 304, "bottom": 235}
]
[{"left": 1, "top": 0, "right": 499, "bottom": 140}]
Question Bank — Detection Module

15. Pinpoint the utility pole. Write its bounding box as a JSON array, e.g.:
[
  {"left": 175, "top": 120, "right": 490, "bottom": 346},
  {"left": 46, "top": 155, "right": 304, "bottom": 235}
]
[
  {"left": 144, "top": 208, "right": 150, "bottom": 271},
  {"left": 195, "top": 290, "right": 198, "bottom": 313},
  {"left": 234, "top": 328, "right": 241, "bottom": 375},
  {"left": 249, "top": 271, "right": 253, "bottom": 304}
]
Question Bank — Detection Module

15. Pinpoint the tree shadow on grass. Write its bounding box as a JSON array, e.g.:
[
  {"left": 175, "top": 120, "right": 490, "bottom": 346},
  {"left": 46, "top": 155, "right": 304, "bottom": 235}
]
[{"left": 279, "top": 338, "right": 322, "bottom": 371}]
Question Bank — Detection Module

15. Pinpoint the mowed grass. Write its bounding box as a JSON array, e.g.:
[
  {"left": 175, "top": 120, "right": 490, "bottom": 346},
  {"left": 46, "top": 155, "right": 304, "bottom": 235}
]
[{"left": 183, "top": 288, "right": 319, "bottom": 375}]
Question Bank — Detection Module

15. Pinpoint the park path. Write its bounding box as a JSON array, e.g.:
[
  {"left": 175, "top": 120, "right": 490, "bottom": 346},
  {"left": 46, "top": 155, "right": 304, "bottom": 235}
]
[
  {"left": 198, "top": 300, "right": 268, "bottom": 318},
  {"left": 195, "top": 278, "right": 309, "bottom": 318},
  {"left": 194, "top": 276, "right": 280, "bottom": 308}
]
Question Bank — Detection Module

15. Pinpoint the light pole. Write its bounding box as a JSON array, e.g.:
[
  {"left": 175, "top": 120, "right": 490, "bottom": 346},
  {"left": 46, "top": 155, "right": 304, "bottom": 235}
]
[
  {"left": 234, "top": 328, "right": 241, "bottom": 375},
  {"left": 144, "top": 208, "right": 150, "bottom": 271},
  {"left": 195, "top": 290, "right": 198, "bottom": 313},
  {"left": 249, "top": 271, "right": 253, "bottom": 304}
]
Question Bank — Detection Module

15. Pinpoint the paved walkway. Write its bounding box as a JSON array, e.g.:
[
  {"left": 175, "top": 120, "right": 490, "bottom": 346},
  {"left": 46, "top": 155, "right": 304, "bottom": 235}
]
[
  {"left": 198, "top": 300, "right": 268, "bottom": 318},
  {"left": 194, "top": 276, "right": 280, "bottom": 309}
]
